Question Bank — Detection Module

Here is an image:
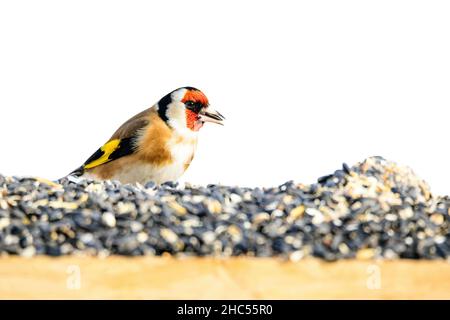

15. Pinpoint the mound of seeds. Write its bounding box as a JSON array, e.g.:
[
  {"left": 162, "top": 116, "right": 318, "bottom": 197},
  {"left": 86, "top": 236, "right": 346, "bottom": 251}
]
[{"left": 0, "top": 156, "right": 449, "bottom": 260}]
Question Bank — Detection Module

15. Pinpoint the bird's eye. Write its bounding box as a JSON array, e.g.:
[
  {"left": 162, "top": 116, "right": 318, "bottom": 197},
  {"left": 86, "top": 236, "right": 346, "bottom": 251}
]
[{"left": 185, "top": 101, "right": 202, "bottom": 113}]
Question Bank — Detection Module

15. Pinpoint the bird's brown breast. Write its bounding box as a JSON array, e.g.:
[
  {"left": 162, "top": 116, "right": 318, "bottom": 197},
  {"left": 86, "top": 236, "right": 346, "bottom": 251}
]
[{"left": 136, "top": 111, "right": 173, "bottom": 166}]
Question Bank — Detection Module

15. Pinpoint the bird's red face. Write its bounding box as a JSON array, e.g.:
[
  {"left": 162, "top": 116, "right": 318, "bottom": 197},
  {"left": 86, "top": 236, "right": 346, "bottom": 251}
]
[
  {"left": 181, "top": 88, "right": 225, "bottom": 131},
  {"left": 182, "top": 89, "right": 209, "bottom": 131}
]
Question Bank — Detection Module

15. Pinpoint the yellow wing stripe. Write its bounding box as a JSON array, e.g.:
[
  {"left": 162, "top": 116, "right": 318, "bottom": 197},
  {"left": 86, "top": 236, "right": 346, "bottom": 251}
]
[{"left": 83, "top": 139, "right": 121, "bottom": 169}]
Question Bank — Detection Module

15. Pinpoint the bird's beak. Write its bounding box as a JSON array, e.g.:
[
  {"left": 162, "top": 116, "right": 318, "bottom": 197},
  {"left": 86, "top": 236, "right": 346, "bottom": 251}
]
[{"left": 199, "top": 107, "right": 225, "bottom": 125}]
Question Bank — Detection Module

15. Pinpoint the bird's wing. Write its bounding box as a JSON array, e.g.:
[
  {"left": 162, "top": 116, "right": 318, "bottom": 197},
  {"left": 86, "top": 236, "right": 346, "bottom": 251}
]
[{"left": 70, "top": 108, "right": 153, "bottom": 176}]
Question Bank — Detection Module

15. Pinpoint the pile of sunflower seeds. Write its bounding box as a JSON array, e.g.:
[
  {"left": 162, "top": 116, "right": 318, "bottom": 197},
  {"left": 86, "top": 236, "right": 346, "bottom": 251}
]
[{"left": 0, "top": 156, "right": 448, "bottom": 260}]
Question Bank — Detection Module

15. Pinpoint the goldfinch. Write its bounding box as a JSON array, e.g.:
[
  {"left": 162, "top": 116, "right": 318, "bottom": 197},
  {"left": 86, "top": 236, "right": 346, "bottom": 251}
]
[{"left": 69, "top": 87, "right": 224, "bottom": 184}]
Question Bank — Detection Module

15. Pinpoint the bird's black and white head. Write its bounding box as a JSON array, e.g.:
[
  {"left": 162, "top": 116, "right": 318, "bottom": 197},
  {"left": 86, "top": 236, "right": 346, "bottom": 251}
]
[{"left": 156, "top": 87, "right": 224, "bottom": 134}]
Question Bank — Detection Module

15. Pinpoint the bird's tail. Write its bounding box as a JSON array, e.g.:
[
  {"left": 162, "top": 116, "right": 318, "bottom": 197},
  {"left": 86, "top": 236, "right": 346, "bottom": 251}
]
[
  {"left": 69, "top": 166, "right": 85, "bottom": 177},
  {"left": 57, "top": 166, "right": 85, "bottom": 183}
]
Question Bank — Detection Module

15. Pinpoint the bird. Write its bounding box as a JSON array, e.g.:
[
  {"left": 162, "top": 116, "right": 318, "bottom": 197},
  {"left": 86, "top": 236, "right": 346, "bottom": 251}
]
[{"left": 68, "top": 87, "right": 224, "bottom": 185}]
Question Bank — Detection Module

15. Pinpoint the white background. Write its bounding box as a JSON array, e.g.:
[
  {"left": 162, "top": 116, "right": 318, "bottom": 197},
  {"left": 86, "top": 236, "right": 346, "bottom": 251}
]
[{"left": 0, "top": 1, "right": 449, "bottom": 195}]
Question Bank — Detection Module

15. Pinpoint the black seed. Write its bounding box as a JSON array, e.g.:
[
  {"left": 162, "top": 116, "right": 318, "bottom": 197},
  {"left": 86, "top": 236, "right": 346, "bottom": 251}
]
[{"left": 0, "top": 156, "right": 447, "bottom": 260}]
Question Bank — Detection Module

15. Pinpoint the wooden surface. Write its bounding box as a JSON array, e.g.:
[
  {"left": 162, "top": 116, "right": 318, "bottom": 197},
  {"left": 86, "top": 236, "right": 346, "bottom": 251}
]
[{"left": 0, "top": 257, "right": 449, "bottom": 299}]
